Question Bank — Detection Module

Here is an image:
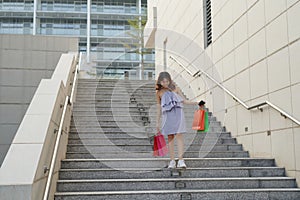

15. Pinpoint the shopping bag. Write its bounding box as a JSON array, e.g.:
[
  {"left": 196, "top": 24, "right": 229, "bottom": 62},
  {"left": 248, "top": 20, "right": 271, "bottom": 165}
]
[
  {"left": 192, "top": 109, "right": 205, "bottom": 130},
  {"left": 153, "top": 131, "right": 168, "bottom": 156},
  {"left": 198, "top": 111, "right": 209, "bottom": 132}
]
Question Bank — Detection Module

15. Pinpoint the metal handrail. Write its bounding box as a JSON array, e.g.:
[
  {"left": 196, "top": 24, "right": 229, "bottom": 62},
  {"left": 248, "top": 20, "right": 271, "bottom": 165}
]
[
  {"left": 169, "top": 55, "right": 300, "bottom": 126},
  {"left": 78, "top": 52, "right": 83, "bottom": 71},
  {"left": 43, "top": 54, "right": 80, "bottom": 200},
  {"left": 70, "top": 54, "right": 80, "bottom": 104}
]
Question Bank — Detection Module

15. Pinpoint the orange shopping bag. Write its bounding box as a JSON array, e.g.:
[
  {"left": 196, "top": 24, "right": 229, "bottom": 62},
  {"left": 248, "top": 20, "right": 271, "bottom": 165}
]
[
  {"left": 192, "top": 109, "right": 205, "bottom": 130},
  {"left": 153, "top": 131, "right": 168, "bottom": 157}
]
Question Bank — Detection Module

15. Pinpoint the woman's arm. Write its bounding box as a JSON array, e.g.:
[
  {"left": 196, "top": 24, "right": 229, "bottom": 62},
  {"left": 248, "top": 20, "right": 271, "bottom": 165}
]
[
  {"left": 175, "top": 87, "right": 198, "bottom": 105},
  {"left": 156, "top": 91, "right": 162, "bottom": 129}
]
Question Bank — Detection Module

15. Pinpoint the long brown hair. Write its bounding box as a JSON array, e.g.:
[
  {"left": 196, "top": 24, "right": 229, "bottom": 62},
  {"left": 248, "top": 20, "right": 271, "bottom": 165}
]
[{"left": 155, "top": 71, "right": 176, "bottom": 91}]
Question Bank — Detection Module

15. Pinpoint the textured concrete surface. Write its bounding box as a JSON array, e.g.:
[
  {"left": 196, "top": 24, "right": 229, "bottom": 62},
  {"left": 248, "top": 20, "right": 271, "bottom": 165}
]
[{"left": 55, "top": 79, "right": 300, "bottom": 199}]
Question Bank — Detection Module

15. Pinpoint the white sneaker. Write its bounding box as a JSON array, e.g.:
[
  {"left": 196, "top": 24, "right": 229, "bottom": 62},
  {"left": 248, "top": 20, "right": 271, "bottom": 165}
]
[
  {"left": 177, "top": 159, "right": 187, "bottom": 168},
  {"left": 168, "top": 160, "right": 176, "bottom": 169}
]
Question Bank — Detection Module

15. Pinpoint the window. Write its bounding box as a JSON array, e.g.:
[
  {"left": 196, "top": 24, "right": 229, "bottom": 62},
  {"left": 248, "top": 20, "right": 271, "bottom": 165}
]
[{"left": 203, "top": 0, "right": 212, "bottom": 48}]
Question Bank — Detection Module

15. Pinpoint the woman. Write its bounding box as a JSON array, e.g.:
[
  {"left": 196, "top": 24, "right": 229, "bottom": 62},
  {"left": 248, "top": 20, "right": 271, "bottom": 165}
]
[{"left": 156, "top": 71, "right": 201, "bottom": 169}]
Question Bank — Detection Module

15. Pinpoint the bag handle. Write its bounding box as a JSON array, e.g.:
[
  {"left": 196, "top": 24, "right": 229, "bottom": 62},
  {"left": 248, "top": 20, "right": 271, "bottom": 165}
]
[{"left": 156, "top": 130, "right": 162, "bottom": 135}]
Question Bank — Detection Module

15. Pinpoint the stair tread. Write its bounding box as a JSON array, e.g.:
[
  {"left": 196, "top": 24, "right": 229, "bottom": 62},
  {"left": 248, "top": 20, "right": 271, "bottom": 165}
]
[
  {"left": 66, "top": 151, "right": 245, "bottom": 153},
  {"left": 57, "top": 177, "right": 295, "bottom": 183},
  {"left": 55, "top": 188, "right": 300, "bottom": 195},
  {"left": 69, "top": 131, "right": 227, "bottom": 133},
  {"left": 69, "top": 137, "right": 235, "bottom": 140},
  {"left": 59, "top": 166, "right": 283, "bottom": 171},
  {"left": 66, "top": 144, "right": 242, "bottom": 146},
  {"left": 62, "top": 157, "right": 273, "bottom": 161},
  {"left": 54, "top": 80, "right": 298, "bottom": 198}
]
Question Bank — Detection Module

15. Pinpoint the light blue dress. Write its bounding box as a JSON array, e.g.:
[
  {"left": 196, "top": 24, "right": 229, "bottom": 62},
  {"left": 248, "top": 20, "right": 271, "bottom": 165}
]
[{"left": 160, "top": 90, "right": 187, "bottom": 135}]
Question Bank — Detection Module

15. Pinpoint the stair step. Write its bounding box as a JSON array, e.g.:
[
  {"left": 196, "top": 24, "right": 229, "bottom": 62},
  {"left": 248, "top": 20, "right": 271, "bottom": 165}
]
[
  {"left": 69, "top": 130, "right": 222, "bottom": 138},
  {"left": 76, "top": 88, "right": 155, "bottom": 91},
  {"left": 69, "top": 116, "right": 208, "bottom": 121},
  {"left": 56, "top": 177, "right": 296, "bottom": 192},
  {"left": 76, "top": 85, "right": 155, "bottom": 88},
  {"left": 76, "top": 84, "right": 154, "bottom": 86},
  {"left": 66, "top": 144, "right": 243, "bottom": 152},
  {"left": 72, "top": 107, "right": 154, "bottom": 110},
  {"left": 72, "top": 108, "right": 151, "bottom": 112},
  {"left": 75, "top": 87, "right": 155, "bottom": 89},
  {"left": 67, "top": 132, "right": 154, "bottom": 137},
  {"left": 67, "top": 138, "right": 237, "bottom": 145},
  {"left": 76, "top": 84, "right": 155, "bottom": 86},
  {"left": 78, "top": 78, "right": 155, "bottom": 81},
  {"left": 61, "top": 158, "right": 276, "bottom": 169},
  {"left": 69, "top": 120, "right": 215, "bottom": 127},
  {"left": 70, "top": 112, "right": 202, "bottom": 118},
  {"left": 67, "top": 132, "right": 232, "bottom": 139},
  {"left": 71, "top": 106, "right": 199, "bottom": 111},
  {"left": 76, "top": 81, "right": 155, "bottom": 84},
  {"left": 69, "top": 121, "right": 156, "bottom": 126},
  {"left": 77, "top": 83, "right": 155, "bottom": 86},
  {"left": 75, "top": 91, "right": 155, "bottom": 94},
  {"left": 74, "top": 99, "right": 156, "bottom": 102},
  {"left": 69, "top": 118, "right": 213, "bottom": 124},
  {"left": 67, "top": 138, "right": 151, "bottom": 145},
  {"left": 71, "top": 109, "right": 205, "bottom": 114},
  {"left": 72, "top": 104, "right": 198, "bottom": 110},
  {"left": 75, "top": 92, "right": 155, "bottom": 96},
  {"left": 76, "top": 87, "right": 155, "bottom": 90},
  {"left": 75, "top": 98, "right": 156, "bottom": 101},
  {"left": 73, "top": 104, "right": 154, "bottom": 108},
  {"left": 75, "top": 96, "right": 156, "bottom": 99},
  {"left": 65, "top": 151, "right": 249, "bottom": 159},
  {"left": 77, "top": 78, "right": 154, "bottom": 81},
  {"left": 68, "top": 128, "right": 224, "bottom": 133},
  {"left": 71, "top": 109, "right": 209, "bottom": 113},
  {"left": 69, "top": 116, "right": 200, "bottom": 122},
  {"left": 59, "top": 167, "right": 284, "bottom": 179},
  {"left": 76, "top": 92, "right": 156, "bottom": 95},
  {"left": 70, "top": 111, "right": 199, "bottom": 117},
  {"left": 76, "top": 81, "right": 154, "bottom": 84},
  {"left": 73, "top": 101, "right": 156, "bottom": 104},
  {"left": 54, "top": 188, "right": 300, "bottom": 200},
  {"left": 75, "top": 92, "right": 155, "bottom": 95},
  {"left": 54, "top": 80, "right": 298, "bottom": 198},
  {"left": 69, "top": 118, "right": 214, "bottom": 123}
]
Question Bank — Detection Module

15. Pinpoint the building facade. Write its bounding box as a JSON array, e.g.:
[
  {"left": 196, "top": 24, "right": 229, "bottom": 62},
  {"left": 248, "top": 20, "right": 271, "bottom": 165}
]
[
  {"left": 0, "top": 0, "right": 155, "bottom": 79},
  {"left": 145, "top": 0, "right": 300, "bottom": 184}
]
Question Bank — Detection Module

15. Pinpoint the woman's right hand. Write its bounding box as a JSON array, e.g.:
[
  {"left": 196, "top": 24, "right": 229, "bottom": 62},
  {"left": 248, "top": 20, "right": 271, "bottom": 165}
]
[{"left": 156, "top": 126, "right": 160, "bottom": 133}]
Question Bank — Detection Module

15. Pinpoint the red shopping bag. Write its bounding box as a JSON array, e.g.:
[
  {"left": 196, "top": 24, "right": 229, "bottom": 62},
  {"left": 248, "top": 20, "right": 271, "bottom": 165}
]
[
  {"left": 192, "top": 109, "right": 205, "bottom": 130},
  {"left": 153, "top": 131, "right": 168, "bottom": 157}
]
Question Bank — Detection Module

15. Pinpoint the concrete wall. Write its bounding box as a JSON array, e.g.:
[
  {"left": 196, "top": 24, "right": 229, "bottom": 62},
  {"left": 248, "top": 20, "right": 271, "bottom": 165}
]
[
  {"left": 145, "top": 0, "right": 300, "bottom": 184},
  {"left": 0, "top": 52, "right": 78, "bottom": 200},
  {"left": 0, "top": 34, "right": 78, "bottom": 166}
]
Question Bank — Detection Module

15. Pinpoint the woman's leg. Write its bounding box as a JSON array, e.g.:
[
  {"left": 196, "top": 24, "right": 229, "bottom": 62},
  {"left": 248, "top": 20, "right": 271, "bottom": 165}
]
[
  {"left": 176, "top": 133, "right": 184, "bottom": 160},
  {"left": 168, "top": 134, "right": 175, "bottom": 160}
]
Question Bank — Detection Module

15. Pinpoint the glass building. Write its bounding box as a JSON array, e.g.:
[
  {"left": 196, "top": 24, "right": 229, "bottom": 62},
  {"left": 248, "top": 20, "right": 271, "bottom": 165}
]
[{"left": 0, "top": 0, "right": 155, "bottom": 79}]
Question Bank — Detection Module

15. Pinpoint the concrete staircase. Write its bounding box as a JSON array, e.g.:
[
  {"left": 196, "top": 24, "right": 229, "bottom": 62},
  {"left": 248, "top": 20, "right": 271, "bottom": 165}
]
[{"left": 54, "top": 79, "right": 300, "bottom": 200}]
